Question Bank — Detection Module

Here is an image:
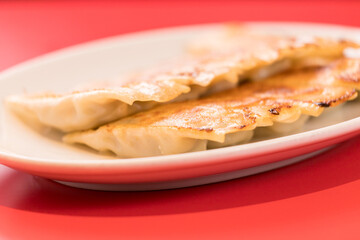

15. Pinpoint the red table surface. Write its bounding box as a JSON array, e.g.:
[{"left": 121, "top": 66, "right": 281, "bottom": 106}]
[{"left": 1, "top": 1, "right": 360, "bottom": 239}]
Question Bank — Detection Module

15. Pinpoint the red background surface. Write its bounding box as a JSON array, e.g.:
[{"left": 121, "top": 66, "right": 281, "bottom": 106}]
[{"left": 1, "top": 1, "right": 360, "bottom": 239}]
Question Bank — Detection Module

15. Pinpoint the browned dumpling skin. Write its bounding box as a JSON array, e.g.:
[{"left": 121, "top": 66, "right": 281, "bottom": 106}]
[
  {"left": 6, "top": 29, "right": 359, "bottom": 132},
  {"left": 63, "top": 58, "right": 360, "bottom": 158}
]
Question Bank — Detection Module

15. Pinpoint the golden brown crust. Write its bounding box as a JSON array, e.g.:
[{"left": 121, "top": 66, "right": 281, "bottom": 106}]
[{"left": 92, "top": 58, "right": 360, "bottom": 141}]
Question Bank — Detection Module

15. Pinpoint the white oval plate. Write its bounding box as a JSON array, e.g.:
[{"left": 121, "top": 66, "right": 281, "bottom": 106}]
[{"left": 0, "top": 22, "right": 360, "bottom": 191}]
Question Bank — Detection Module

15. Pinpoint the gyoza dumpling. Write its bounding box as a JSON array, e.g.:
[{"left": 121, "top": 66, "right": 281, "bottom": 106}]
[
  {"left": 6, "top": 28, "right": 359, "bottom": 132},
  {"left": 187, "top": 23, "right": 357, "bottom": 68},
  {"left": 63, "top": 58, "right": 360, "bottom": 158}
]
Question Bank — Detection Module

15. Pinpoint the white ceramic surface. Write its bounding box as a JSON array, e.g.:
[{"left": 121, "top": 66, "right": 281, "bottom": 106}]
[
  {"left": 0, "top": 22, "right": 360, "bottom": 190},
  {"left": 55, "top": 147, "right": 332, "bottom": 191}
]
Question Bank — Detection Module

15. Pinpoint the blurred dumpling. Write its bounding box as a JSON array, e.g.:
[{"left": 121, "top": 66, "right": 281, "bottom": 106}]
[
  {"left": 6, "top": 25, "right": 359, "bottom": 132},
  {"left": 63, "top": 58, "right": 360, "bottom": 157}
]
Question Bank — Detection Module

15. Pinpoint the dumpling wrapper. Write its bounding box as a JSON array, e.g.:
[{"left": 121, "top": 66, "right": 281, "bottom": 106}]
[
  {"left": 6, "top": 28, "right": 360, "bottom": 132},
  {"left": 63, "top": 58, "right": 360, "bottom": 158}
]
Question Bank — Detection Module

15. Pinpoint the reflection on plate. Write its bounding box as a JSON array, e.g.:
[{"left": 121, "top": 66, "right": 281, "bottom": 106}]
[{"left": 0, "top": 22, "right": 360, "bottom": 190}]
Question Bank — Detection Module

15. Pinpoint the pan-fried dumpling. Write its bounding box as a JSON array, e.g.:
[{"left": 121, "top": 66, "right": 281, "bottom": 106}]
[
  {"left": 63, "top": 58, "right": 360, "bottom": 158},
  {"left": 6, "top": 29, "right": 359, "bottom": 132},
  {"left": 188, "top": 24, "right": 357, "bottom": 67}
]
